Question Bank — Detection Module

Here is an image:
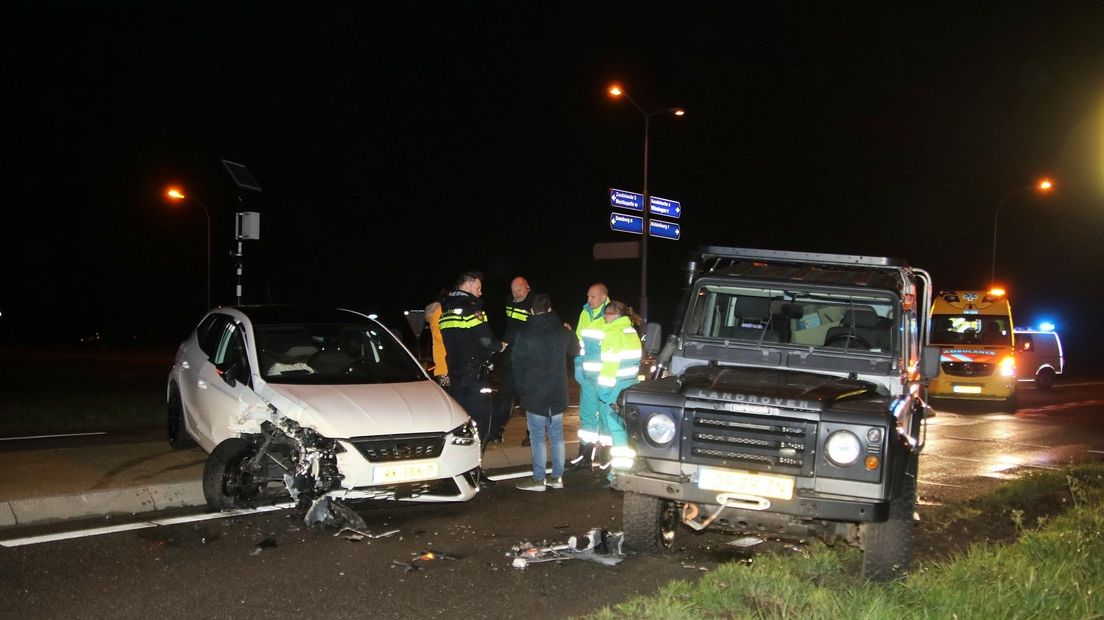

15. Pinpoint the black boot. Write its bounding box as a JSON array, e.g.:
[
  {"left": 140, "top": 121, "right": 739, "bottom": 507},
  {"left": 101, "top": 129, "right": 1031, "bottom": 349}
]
[
  {"left": 594, "top": 445, "right": 612, "bottom": 471},
  {"left": 566, "top": 442, "right": 592, "bottom": 471}
]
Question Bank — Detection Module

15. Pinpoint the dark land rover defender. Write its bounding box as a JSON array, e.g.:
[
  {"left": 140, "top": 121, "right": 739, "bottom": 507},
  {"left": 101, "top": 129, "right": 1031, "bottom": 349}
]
[{"left": 613, "top": 246, "right": 940, "bottom": 581}]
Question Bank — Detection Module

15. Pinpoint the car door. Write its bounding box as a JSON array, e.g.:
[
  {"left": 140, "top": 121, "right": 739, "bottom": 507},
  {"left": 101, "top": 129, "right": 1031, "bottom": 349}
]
[
  {"left": 193, "top": 320, "right": 256, "bottom": 447},
  {"left": 179, "top": 313, "right": 230, "bottom": 441},
  {"left": 1015, "top": 333, "right": 1037, "bottom": 379}
]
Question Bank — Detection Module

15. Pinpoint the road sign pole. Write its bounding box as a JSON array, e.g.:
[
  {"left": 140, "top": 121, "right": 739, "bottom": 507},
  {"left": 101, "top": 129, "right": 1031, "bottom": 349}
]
[{"left": 640, "top": 115, "right": 650, "bottom": 322}]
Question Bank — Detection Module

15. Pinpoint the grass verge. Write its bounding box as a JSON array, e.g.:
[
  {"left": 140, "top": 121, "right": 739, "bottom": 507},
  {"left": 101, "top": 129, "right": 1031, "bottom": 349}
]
[
  {"left": 0, "top": 346, "right": 171, "bottom": 435},
  {"left": 589, "top": 464, "right": 1104, "bottom": 619}
]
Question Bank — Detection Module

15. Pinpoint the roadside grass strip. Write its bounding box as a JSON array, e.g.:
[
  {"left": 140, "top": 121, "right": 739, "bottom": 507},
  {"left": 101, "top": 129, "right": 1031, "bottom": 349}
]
[{"left": 588, "top": 464, "right": 1104, "bottom": 619}]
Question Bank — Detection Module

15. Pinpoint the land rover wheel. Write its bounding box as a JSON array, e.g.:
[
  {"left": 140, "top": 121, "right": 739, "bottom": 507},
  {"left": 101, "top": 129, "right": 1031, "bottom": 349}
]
[
  {"left": 622, "top": 492, "right": 672, "bottom": 554},
  {"left": 1035, "top": 368, "right": 1055, "bottom": 390},
  {"left": 203, "top": 438, "right": 263, "bottom": 510},
  {"left": 860, "top": 453, "right": 918, "bottom": 582},
  {"left": 166, "top": 386, "right": 196, "bottom": 450}
]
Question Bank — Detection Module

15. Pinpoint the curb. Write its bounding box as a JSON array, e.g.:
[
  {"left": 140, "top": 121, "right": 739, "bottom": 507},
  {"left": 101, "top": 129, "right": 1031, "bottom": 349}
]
[
  {"left": 0, "top": 441, "right": 567, "bottom": 530},
  {"left": 1, "top": 481, "right": 204, "bottom": 528}
]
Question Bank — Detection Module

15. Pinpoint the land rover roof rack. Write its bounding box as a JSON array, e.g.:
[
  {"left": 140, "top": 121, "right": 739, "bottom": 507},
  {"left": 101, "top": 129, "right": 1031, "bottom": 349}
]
[{"left": 699, "top": 246, "right": 907, "bottom": 269}]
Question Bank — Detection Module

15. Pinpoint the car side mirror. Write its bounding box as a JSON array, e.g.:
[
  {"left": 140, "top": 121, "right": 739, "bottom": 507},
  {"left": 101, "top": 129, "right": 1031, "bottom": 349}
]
[
  {"left": 920, "top": 346, "right": 941, "bottom": 379},
  {"left": 643, "top": 322, "right": 663, "bottom": 356}
]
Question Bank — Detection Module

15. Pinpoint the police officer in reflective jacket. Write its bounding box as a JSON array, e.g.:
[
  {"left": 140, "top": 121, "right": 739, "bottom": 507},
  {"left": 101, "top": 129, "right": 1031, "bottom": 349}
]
[
  {"left": 490, "top": 276, "right": 533, "bottom": 444},
  {"left": 439, "top": 271, "right": 507, "bottom": 453}
]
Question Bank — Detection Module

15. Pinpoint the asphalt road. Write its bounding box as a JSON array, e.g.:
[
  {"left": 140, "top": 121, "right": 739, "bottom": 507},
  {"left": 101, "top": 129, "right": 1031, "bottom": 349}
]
[{"left": 2, "top": 380, "right": 1102, "bottom": 619}]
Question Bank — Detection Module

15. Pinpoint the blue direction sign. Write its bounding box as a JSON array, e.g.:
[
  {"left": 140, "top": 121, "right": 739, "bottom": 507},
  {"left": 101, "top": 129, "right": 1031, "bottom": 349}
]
[
  {"left": 649, "top": 219, "right": 681, "bottom": 240},
  {"left": 610, "top": 212, "right": 644, "bottom": 235},
  {"left": 609, "top": 188, "right": 644, "bottom": 211},
  {"left": 649, "top": 195, "right": 682, "bottom": 219}
]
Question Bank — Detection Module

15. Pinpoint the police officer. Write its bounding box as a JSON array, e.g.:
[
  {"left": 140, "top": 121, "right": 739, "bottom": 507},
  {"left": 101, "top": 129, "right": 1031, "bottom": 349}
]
[
  {"left": 569, "top": 282, "right": 609, "bottom": 469},
  {"left": 439, "top": 271, "right": 506, "bottom": 455},
  {"left": 489, "top": 276, "right": 532, "bottom": 444}
]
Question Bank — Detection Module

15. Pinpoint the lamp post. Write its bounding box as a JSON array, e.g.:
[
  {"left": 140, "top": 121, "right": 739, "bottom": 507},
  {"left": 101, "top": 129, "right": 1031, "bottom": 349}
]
[
  {"left": 608, "top": 84, "right": 684, "bottom": 322},
  {"left": 990, "top": 178, "right": 1053, "bottom": 285},
  {"left": 166, "top": 187, "right": 212, "bottom": 310}
]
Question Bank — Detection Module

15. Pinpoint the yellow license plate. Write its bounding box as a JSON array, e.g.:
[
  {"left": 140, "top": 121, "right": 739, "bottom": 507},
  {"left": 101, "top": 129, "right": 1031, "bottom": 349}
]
[
  {"left": 373, "top": 461, "right": 439, "bottom": 484},
  {"left": 953, "top": 385, "right": 983, "bottom": 394},
  {"left": 697, "top": 467, "right": 794, "bottom": 500}
]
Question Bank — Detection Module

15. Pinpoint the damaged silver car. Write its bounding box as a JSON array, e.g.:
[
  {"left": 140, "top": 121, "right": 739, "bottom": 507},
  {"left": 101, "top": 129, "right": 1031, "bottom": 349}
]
[{"left": 167, "top": 306, "right": 482, "bottom": 510}]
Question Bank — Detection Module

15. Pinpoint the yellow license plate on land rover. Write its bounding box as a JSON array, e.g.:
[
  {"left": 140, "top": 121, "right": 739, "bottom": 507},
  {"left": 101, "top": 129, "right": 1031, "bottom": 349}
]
[
  {"left": 373, "top": 462, "right": 439, "bottom": 484},
  {"left": 697, "top": 467, "right": 795, "bottom": 500}
]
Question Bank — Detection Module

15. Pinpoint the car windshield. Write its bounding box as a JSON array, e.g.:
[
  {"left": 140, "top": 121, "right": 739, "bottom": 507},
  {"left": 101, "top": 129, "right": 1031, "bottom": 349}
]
[
  {"left": 930, "top": 314, "right": 1012, "bottom": 347},
  {"left": 253, "top": 322, "right": 427, "bottom": 385},
  {"left": 684, "top": 283, "right": 898, "bottom": 353}
]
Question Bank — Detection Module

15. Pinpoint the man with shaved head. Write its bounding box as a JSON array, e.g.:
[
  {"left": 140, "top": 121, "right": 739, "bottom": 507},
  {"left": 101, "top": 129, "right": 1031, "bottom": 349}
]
[
  {"left": 490, "top": 276, "right": 533, "bottom": 444},
  {"left": 569, "top": 282, "right": 609, "bottom": 470}
]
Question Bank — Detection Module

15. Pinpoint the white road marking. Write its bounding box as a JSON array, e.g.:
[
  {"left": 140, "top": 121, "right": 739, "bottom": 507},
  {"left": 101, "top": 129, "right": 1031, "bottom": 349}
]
[
  {"left": 486, "top": 468, "right": 554, "bottom": 482},
  {"left": 0, "top": 503, "right": 294, "bottom": 548},
  {"left": 0, "top": 432, "right": 107, "bottom": 442}
]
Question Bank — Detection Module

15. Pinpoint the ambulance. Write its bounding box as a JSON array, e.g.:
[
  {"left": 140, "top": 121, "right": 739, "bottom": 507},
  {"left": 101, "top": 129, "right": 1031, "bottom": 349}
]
[{"left": 928, "top": 289, "right": 1017, "bottom": 402}]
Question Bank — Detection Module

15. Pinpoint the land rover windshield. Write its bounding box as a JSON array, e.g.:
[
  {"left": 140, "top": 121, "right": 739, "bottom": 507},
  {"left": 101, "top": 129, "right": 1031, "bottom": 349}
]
[{"left": 684, "top": 283, "right": 898, "bottom": 353}]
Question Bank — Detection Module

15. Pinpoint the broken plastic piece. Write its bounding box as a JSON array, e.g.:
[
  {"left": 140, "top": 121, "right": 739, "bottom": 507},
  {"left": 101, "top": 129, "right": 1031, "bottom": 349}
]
[
  {"left": 304, "top": 497, "right": 368, "bottom": 533},
  {"left": 507, "top": 528, "right": 625, "bottom": 569},
  {"left": 334, "top": 527, "right": 400, "bottom": 541}
]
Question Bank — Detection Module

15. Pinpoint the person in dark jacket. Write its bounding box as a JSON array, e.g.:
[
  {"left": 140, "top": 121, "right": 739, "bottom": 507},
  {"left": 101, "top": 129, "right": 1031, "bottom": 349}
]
[
  {"left": 489, "top": 276, "right": 532, "bottom": 444},
  {"left": 511, "top": 293, "right": 576, "bottom": 491},
  {"left": 439, "top": 271, "right": 506, "bottom": 455}
]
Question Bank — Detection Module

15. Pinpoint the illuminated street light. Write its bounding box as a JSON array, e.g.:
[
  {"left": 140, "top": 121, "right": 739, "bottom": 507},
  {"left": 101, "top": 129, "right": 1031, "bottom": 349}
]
[
  {"left": 165, "top": 186, "right": 212, "bottom": 310},
  {"left": 990, "top": 178, "right": 1053, "bottom": 285},
  {"left": 607, "top": 83, "right": 684, "bottom": 321}
]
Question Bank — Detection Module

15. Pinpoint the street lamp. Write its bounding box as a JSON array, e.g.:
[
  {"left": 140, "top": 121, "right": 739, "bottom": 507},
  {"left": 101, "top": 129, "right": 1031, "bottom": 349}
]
[
  {"left": 608, "top": 83, "right": 684, "bottom": 322},
  {"left": 990, "top": 178, "right": 1054, "bottom": 285},
  {"left": 165, "top": 186, "right": 212, "bottom": 310}
]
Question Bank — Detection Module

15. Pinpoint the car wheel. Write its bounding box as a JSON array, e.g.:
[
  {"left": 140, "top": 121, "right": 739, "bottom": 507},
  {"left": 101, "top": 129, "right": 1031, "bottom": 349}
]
[
  {"left": 1035, "top": 368, "right": 1055, "bottom": 391},
  {"left": 859, "top": 452, "right": 917, "bottom": 582},
  {"left": 167, "top": 386, "right": 197, "bottom": 450},
  {"left": 203, "top": 438, "right": 263, "bottom": 511},
  {"left": 622, "top": 491, "right": 673, "bottom": 554}
]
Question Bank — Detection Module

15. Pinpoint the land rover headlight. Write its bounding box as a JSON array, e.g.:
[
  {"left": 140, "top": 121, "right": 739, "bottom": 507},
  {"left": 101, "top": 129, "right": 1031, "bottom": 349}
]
[
  {"left": 645, "top": 413, "right": 677, "bottom": 446},
  {"left": 825, "top": 430, "right": 862, "bottom": 466}
]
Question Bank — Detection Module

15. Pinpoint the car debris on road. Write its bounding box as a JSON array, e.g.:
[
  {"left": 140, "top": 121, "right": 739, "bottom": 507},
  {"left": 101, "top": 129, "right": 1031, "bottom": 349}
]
[
  {"left": 392, "top": 550, "right": 463, "bottom": 572},
  {"left": 508, "top": 528, "right": 625, "bottom": 569}
]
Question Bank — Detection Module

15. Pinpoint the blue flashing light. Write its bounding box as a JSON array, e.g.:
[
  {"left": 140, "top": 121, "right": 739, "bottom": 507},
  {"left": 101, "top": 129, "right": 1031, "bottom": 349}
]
[{"left": 1038, "top": 321, "right": 1055, "bottom": 332}]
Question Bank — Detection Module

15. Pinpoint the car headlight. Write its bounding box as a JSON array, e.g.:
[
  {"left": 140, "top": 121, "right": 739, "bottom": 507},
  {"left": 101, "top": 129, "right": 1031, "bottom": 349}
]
[
  {"left": 999, "top": 355, "right": 1015, "bottom": 377},
  {"left": 825, "top": 430, "right": 862, "bottom": 467},
  {"left": 450, "top": 419, "right": 477, "bottom": 446},
  {"left": 645, "top": 413, "right": 677, "bottom": 446}
]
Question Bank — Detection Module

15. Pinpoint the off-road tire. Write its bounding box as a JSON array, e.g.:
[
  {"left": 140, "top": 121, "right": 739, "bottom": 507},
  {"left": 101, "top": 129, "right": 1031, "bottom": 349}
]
[
  {"left": 167, "top": 386, "right": 196, "bottom": 450},
  {"left": 860, "top": 452, "right": 918, "bottom": 582},
  {"left": 203, "top": 438, "right": 262, "bottom": 511},
  {"left": 622, "top": 491, "right": 668, "bottom": 554},
  {"left": 1035, "top": 368, "right": 1056, "bottom": 390}
]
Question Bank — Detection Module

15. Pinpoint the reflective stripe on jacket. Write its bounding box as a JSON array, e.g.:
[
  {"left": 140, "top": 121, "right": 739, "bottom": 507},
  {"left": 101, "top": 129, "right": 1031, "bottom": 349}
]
[
  {"left": 503, "top": 296, "right": 533, "bottom": 344},
  {"left": 575, "top": 301, "right": 608, "bottom": 374},
  {"left": 439, "top": 290, "right": 501, "bottom": 378},
  {"left": 598, "top": 316, "right": 642, "bottom": 388}
]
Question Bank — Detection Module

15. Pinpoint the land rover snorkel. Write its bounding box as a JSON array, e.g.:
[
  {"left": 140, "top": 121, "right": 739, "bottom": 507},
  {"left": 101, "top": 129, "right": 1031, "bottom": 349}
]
[{"left": 612, "top": 246, "right": 940, "bottom": 582}]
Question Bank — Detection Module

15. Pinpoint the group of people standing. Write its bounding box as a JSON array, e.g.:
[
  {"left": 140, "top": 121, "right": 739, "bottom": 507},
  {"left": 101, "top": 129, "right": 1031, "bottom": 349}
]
[{"left": 425, "top": 272, "right": 643, "bottom": 492}]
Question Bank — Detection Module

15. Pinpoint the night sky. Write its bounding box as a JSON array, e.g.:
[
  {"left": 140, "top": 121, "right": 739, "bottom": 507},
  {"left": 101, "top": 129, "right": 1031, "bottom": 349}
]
[{"left": 5, "top": 4, "right": 1104, "bottom": 367}]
